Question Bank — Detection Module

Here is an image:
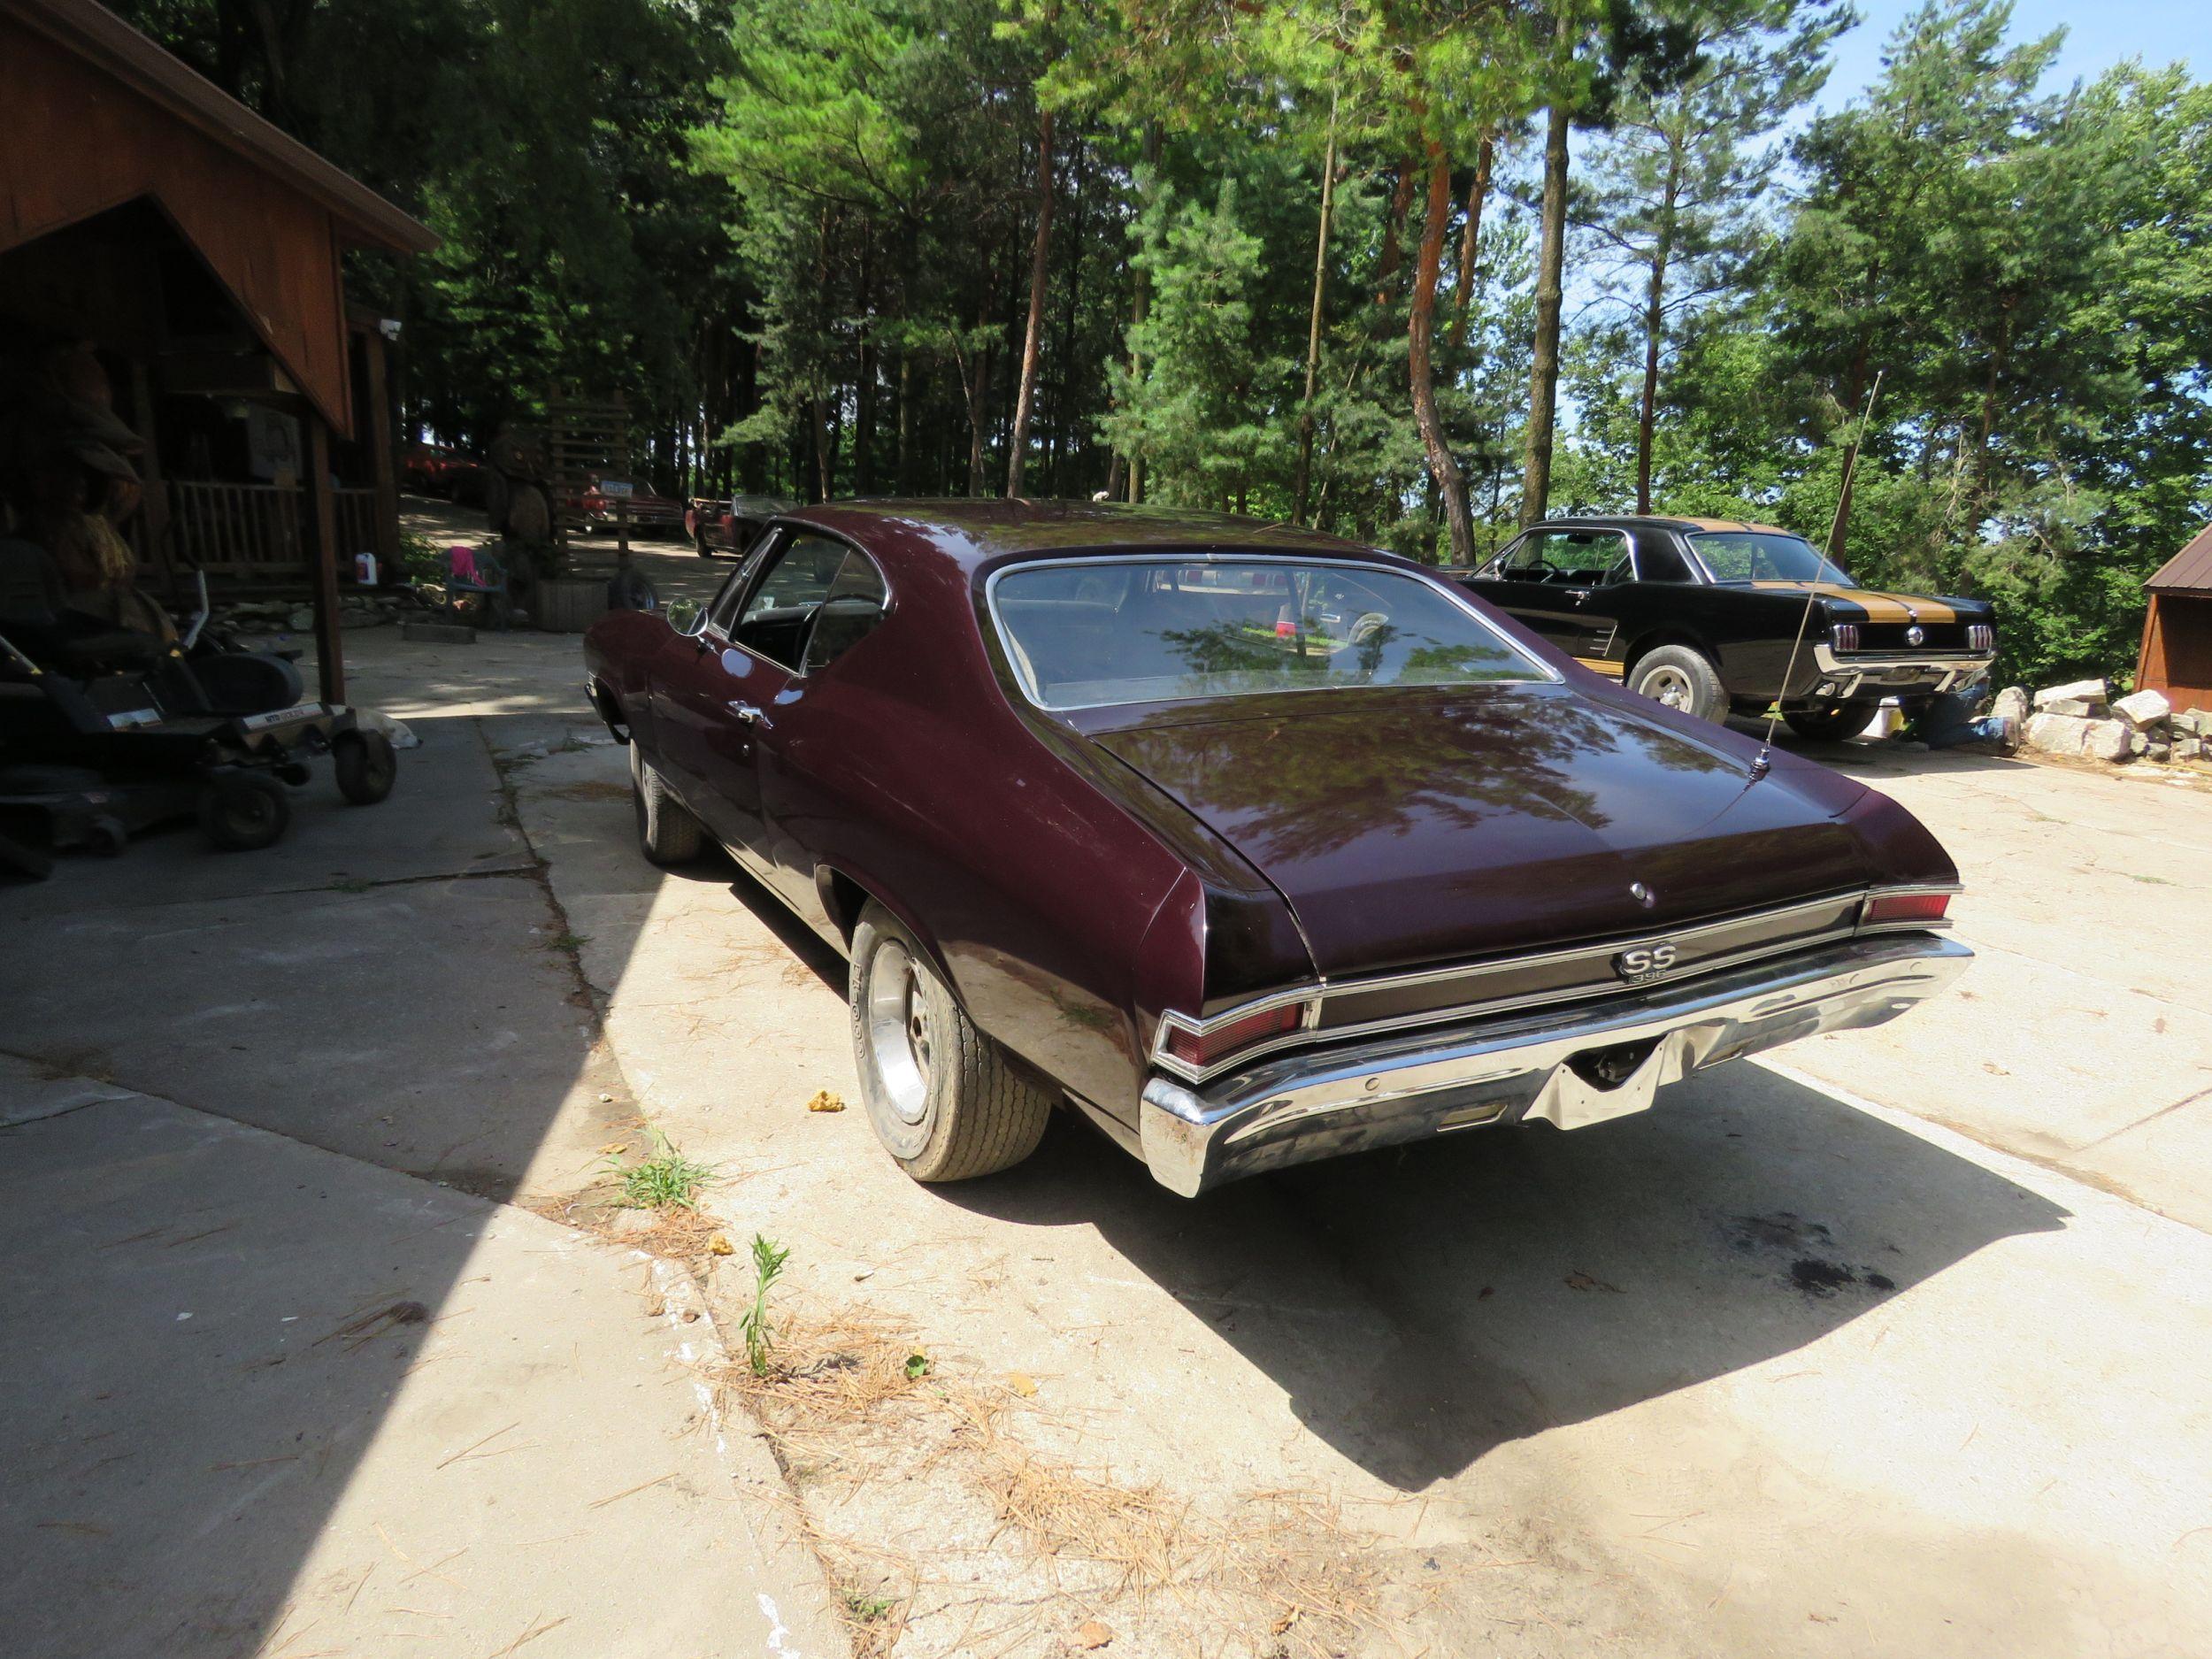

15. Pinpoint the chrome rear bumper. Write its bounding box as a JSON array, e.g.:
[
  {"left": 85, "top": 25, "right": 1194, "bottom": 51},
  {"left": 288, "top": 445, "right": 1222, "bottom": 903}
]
[{"left": 1138, "top": 933, "right": 1970, "bottom": 1196}]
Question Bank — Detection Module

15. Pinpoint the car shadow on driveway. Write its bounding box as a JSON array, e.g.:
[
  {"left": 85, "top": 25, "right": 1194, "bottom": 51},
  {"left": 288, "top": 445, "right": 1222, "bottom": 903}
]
[{"left": 948, "top": 1059, "right": 2069, "bottom": 1490}]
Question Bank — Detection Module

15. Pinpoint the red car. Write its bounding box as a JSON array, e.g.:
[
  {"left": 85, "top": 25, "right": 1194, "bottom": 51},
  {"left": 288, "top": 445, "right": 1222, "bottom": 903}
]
[
  {"left": 401, "top": 442, "right": 481, "bottom": 499},
  {"left": 685, "top": 494, "right": 793, "bottom": 559},
  {"left": 583, "top": 502, "right": 1969, "bottom": 1196},
  {"left": 575, "top": 476, "right": 685, "bottom": 535}
]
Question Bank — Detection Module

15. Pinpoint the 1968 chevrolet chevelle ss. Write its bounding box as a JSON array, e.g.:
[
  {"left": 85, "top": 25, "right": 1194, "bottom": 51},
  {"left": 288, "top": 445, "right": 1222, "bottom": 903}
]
[{"left": 585, "top": 502, "right": 1970, "bottom": 1196}]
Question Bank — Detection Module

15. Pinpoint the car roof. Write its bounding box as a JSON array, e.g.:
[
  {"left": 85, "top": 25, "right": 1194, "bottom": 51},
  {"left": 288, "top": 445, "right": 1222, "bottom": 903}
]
[
  {"left": 1529, "top": 513, "right": 1799, "bottom": 537},
  {"left": 781, "top": 498, "right": 1376, "bottom": 572}
]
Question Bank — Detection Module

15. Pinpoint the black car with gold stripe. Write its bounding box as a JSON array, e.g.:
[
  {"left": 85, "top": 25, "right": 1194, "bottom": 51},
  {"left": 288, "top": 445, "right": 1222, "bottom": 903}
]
[{"left": 1455, "top": 516, "right": 1997, "bottom": 737}]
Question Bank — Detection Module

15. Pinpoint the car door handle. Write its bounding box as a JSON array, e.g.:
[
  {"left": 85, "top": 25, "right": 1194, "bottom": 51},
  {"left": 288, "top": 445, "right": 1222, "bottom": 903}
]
[
  {"left": 726, "top": 701, "right": 772, "bottom": 728},
  {"left": 1564, "top": 588, "right": 1592, "bottom": 603}
]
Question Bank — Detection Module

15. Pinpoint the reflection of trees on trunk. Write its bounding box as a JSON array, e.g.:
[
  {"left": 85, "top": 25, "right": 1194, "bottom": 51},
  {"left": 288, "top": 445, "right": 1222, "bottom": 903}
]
[{"left": 1109, "top": 694, "right": 1735, "bottom": 869}]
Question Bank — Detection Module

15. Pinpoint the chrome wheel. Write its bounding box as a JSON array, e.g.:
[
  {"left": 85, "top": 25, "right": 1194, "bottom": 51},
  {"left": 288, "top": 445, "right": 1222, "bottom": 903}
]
[
  {"left": 864, "top": 941, "right": 933, "bottom": 1127},
  {"left": 1640, "top": 663, "right": 1694, "bottom": 711}
]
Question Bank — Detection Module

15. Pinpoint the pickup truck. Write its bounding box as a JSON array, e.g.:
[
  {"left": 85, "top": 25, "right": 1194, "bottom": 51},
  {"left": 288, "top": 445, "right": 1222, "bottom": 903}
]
[{"left": 1456, "top": 515, "right": 1997, "bottom": 738}]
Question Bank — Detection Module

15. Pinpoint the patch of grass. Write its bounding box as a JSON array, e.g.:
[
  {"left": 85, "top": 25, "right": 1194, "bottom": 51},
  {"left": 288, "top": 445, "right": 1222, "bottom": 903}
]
[
  {"left": 741, "top": 1233, "right": 790, "bottom": 1376},
  {"left": 548, "top": 931, "right": 590, "bottom": 953},
  {"left": 329, "top": 877, "right": 374, "bottom": 894},
  {"left": 606, "top": 1131, "right": 715, "bottom": 1211},
  {"left": 840, "top": 1588, "right": 895, "bottom": 1624}
]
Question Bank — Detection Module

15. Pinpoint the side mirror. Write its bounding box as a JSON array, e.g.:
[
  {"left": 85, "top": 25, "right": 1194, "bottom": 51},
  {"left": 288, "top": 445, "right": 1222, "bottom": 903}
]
[{"left": 665, "top": 597, "right": 705, "bottom": 636}]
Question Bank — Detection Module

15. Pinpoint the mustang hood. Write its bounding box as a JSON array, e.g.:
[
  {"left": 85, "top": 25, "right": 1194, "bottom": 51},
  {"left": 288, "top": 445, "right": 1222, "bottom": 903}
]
[{"left": 1094, "top": 685, "right": 1878, "bottom": 977}]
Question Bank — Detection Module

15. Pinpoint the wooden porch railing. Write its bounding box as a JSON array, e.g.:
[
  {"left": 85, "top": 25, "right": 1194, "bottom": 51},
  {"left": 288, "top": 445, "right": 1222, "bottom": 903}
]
[{"left": 165, "top": 480, "right": 378, "bottom": 581}]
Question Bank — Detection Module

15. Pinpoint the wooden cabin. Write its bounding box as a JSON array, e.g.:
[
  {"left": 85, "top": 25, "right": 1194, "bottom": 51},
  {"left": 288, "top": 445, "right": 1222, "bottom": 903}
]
[
  {"left": 0, "top": 0, "right": 435, "bottom": 700},
  {"left": 2136, "top": 526, "right": 2212, "bottom": 718}
]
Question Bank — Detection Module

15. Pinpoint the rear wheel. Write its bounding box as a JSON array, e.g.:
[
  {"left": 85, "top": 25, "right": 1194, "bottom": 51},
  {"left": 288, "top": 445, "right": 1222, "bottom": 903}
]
[
  {"left": 1785, "top": 701, "right": 1878, "bottom": 742},
  {"left": 1627, "top": 645, "right": 1726, "bottom": 722},
  {"left": 629, "top": 742, "right": 706, "bottom": 865},
  {"left": 198, "top": 772, "right": 291, "bottom": 852},
  {"left": 849, "top": 902, "right": 1052, "bottom": 1182}
]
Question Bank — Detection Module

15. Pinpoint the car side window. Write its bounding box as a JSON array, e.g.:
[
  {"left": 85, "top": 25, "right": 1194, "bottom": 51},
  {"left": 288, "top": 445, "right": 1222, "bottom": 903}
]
[
  {"left": 704, "top": 541, "right": 769, "bottom": 634},
  {"left": 1507, "top": 530, "right": 1627, "bottom": 582},
  {"left": 732, "top": 533, "right": 886, "bottom": 672},
  {"left": 800, "top": 553, "right": 890, "bottom": 672},
  {"left": 1601, "top": 541, "right": 1638, "bottom": 585}
]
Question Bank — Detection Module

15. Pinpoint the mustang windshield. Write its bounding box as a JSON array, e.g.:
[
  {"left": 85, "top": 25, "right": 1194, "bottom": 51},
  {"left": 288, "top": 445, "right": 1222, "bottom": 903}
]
[
  {"left": 1690, "top": 531, "right": 1855, "bottom": 586},
  {"left": 991, "top": 558, "right": 1543, "bottom": 710}
]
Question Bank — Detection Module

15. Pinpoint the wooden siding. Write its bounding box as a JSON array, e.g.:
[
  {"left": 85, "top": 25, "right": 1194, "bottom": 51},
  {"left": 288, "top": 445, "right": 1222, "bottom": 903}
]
[
  {"left": 2137, "top": 592, "right": 2212, "bottom": 718},
  {"left": 0, "top": 19, "right": 354, "bottom": 434}
]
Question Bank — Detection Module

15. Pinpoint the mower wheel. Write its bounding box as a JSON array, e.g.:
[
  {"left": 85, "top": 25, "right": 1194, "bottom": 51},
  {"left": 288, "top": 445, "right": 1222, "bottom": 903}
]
[
  {"left": 199, "top": 772, "right": 292, "bottom": 851},
  {"left": 334, "top": 730, "right": 398, "bottom": 805}
]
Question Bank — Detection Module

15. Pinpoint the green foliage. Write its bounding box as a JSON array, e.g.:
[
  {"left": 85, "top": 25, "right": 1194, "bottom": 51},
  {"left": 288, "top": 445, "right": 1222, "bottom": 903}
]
[
  {"left": 607, "top": 1131, "right": 716, "bottom": 1210},
  {"left": 109, "top": 0, "right": 2212, "bottom": 679},
  {"left": 741, "top": 1233, "right": 790, "bottom": 1376}
]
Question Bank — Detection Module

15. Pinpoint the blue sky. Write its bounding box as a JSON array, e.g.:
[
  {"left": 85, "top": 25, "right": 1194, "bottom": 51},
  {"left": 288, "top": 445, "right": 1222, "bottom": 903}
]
[{"left": 1815, "top": 0, "right": 2197, "bottom": 111}]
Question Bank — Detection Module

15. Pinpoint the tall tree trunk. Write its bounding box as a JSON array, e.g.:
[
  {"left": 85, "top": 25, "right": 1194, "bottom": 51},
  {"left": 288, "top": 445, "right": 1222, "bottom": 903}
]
[
  {"left": 1635, "top": 242, "right": 1670, "bottom": 515},
  {"left": 1410, "top": 142, "right": 1475, "bottom": 565},
  {"left": 1447, "top": 131, "right": 1494, "bottom": 354},
  {"left": 1293, "top": 94, "right": 1340, "bottom": 525},
  {"left": 1052, "top": 139, "right": 1088, "bottom": 495},
  {"left": 1007, "top": 107, "right": 1055, "bottom": 496},
  {"left": 1519, "top": 96, "right": 1571, "bottom": 526},
  {"left": 1125, "top": 119, "right": 1161, "bottom": 503},
  {"left": 895, "top": 354, "right": 913, "bottom": 493},
  {"left": 855, "top": 235, "right": 877, "bottom": 495},
  {"left": 1827, "top": 343, "right": 1870, "bottom": 560},
  {"left": 1373, "top": 157, "right": 1419, "bottom": 303}
]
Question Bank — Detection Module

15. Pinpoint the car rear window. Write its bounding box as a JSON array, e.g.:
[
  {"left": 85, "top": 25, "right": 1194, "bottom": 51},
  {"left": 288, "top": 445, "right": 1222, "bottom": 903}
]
[
  {"left": 1691, "top": 531, "right": 1855, "bottom": 586},
  {"left": 989, "top": 558, "right": 1544, "bottom": 711}
]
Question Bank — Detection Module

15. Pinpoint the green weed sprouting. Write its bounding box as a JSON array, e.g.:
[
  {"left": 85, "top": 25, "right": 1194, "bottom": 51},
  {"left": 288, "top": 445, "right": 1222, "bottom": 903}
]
[
  {"left": 607, "top": 1130, "right": 714, "bottom": 1210},
  {"left": 741, "top": 1233, "right": 790, "bottom": 1376}
]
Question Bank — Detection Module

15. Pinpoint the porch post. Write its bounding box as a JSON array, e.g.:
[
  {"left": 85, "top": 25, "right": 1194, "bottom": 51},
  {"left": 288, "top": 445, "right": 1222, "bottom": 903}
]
[
  {"left": 127, "top": 359, "right": 177, "bottom": 596},
  {"left": 306, "top": 416, "right": 346, "bottom": 704},
  {"left": 361, "top": 325, "right": 401, "bottom": 574}
]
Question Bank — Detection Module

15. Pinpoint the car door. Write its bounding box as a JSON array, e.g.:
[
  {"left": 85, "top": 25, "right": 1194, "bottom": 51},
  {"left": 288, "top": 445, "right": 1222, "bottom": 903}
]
[
  {"left": 745, "top": 552, "right": 891, "bottom": 930},
  {"left": 1469, "top": 528, "right": 1626, "bottom": 660},
  {"left": 654, "top": 530, "right": 854, "bottom": 869}
]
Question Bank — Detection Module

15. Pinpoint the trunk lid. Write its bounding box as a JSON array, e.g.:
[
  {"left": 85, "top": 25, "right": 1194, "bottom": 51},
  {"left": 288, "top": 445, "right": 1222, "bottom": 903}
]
[{"left": 1090, "top": 683, "right": 1874, "bottom": 977}]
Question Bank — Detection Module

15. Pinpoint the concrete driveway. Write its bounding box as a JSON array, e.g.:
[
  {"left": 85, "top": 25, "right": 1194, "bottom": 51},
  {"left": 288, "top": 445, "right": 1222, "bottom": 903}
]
[
  {"left": 449, "top": 551, "right": 2211, "bottom": 1656},
  {"left": 9, "top": 536, "right": 2208, "bottom": 1657}
]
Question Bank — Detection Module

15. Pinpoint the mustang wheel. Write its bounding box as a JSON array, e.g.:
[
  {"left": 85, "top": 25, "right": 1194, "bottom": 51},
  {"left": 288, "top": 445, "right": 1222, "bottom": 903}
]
[
  {"left": 1628, "top": 645, "right": 1726, "bottom": 722},
  {"left": 850, "top": 902, "right": 1052, "bottom": 1182},
  {"left": 630, "top": 743, "right": 707, "bottom": 864},
  {"left": 1784, "top": 701, "right": 1878, "bottom": 742}
]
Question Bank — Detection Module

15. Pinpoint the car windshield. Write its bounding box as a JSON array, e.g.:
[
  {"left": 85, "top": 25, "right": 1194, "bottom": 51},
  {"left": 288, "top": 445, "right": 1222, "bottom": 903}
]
[
  {"left": 1690, "top": 531, "right": 1854, "bottom": 586},
  {"left": 990, "top": 557, "right": 1544, "bottom": 711}
]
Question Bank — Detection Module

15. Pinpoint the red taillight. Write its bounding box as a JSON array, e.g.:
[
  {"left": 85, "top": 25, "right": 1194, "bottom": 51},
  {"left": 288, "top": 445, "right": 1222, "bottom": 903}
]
[
  {"left": 1163, "top": 1003, "right": 1302, "bottom": 1070},
  {"left": 1863, "top": 891, "right": 1951, "bottom": 926},
  {"left": 1274, "top": 604, "right": 1297, "bottom": 639}
]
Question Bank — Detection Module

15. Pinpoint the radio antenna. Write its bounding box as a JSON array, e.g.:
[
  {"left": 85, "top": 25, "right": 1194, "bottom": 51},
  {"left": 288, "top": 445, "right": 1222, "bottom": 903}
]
[{"left": 1752, "top": 370, "right": 1884, "bottom": 777}]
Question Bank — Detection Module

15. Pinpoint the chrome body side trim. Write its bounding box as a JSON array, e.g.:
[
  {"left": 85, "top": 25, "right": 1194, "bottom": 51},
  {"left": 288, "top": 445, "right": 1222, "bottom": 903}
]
[
  {"left": 1138, "top": 933, "right": 1971, "bottom": 1196},
  {"left": 1148, "top": 885, "right": 1955, "bottom": 1085}
]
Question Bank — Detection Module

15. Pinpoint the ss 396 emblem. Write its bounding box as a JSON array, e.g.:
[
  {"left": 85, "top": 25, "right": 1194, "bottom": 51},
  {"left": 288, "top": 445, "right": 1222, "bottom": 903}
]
[{"left": 1613, "top": 941, "right": 1678, "bottom": 985}]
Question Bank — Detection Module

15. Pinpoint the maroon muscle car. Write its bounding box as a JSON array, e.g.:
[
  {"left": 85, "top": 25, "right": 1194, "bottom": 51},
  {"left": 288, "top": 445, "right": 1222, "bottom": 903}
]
[{"left": 583, "top": 502, "right": 1970, "bottom": 1196}]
